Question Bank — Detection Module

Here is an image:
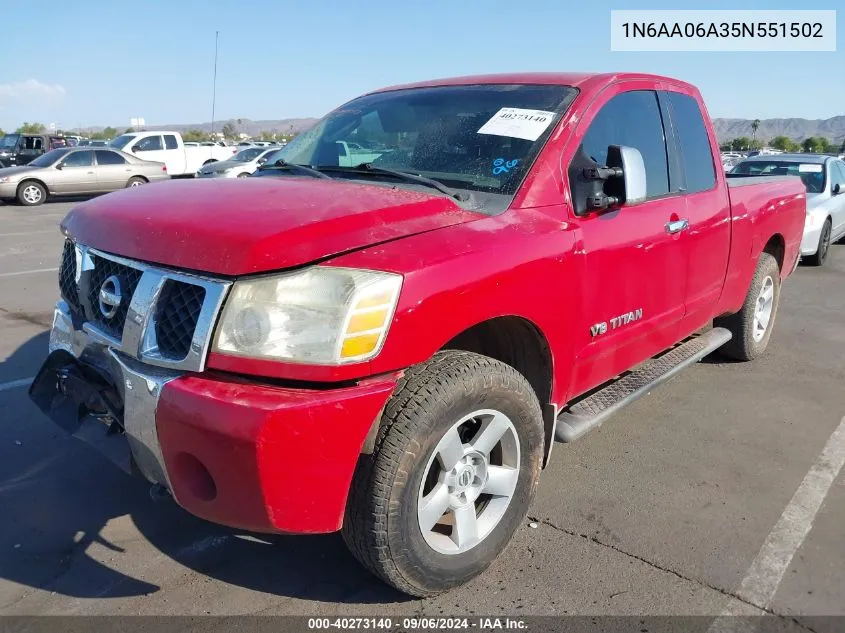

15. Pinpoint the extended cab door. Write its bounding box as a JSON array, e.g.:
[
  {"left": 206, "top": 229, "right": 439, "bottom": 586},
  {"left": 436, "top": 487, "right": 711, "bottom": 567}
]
[
  {"left": 660, "top": 90, "right": 731, "bottom": 329},
  {"left": 567, "top": 87, "right": 687, "bottom": 397}
]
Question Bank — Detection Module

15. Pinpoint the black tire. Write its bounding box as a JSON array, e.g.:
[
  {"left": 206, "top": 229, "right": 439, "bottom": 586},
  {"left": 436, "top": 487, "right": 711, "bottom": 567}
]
[
  {"left": 342, "top": 350, "right": 544, "bottom": 597},
  {"left": 17, "top": 180, "right": 46, "bottom": 206},
  {"left": 715, "top": 252, "right": 781, "bottom": 361},
  {"left": 805, "top": 218, "right": 832, "bottom": 267},
  {"left": 126, "top": 176, "right": 147, "bottom": 188},
  {"left": 236, "top": 172, "right": 250, "bottom": 178}
]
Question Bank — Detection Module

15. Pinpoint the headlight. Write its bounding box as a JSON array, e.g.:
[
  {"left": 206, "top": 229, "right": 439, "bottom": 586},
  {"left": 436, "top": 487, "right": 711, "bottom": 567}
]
[{"left": 213, "top": 267, "right": 402, "bottom": 364}]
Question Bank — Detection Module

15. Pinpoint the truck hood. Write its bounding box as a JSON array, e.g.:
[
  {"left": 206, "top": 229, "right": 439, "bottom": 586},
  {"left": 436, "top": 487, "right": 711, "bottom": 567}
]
[{"left": 61, "top": 177, "right": 481, "bottom": 276}]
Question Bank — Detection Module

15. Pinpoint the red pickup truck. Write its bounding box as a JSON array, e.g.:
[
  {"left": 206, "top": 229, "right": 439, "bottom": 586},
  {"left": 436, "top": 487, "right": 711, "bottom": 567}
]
[{"left": 30, "top": 72, "right": 806, "bottom": 597}]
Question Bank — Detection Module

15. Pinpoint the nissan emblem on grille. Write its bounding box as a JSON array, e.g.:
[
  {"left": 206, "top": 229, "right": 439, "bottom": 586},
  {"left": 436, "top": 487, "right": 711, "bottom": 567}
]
[{"left": 98, "top": 275, "right": 123, "bottom": 319}]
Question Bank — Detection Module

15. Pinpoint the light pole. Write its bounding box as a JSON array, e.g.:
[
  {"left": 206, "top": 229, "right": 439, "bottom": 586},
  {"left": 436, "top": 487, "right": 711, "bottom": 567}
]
[{"left": 210, "top": 31, "right": 219, "bottom": 139}]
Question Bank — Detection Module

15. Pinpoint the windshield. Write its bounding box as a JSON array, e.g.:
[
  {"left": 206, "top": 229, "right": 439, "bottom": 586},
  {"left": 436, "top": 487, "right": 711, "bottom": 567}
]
[
  {"left": 265, "top": 84, "right": 577, "bottom": 202},
  {"left": 731, "top": 160, "right": 827, "bottom": 194},
  {"left": 0, "top": 134, "right": 19, "bottom": 149},
  {"left": 232, "top": 147, "right": 266, "bottom": 162},
  {"left": 29, "top": 149, "right": 69, "bottom": 167},
  {"left": 109, "top": 135, "right": 136, "bottom": 150}
]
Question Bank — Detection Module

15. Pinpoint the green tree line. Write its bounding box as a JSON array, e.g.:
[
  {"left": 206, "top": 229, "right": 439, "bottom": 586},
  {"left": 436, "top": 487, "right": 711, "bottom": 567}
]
[{"left": 720, "top": 136, "right": 845, "bottom": 154}]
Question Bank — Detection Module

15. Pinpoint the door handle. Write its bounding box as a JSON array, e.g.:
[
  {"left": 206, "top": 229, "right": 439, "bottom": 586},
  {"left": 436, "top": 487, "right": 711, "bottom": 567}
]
[
  {"left": 86, "top": 171, "right": 94, "bottom": 174},
  {"left": 665, "top": 219, "right": 689, "bottom": 234}
]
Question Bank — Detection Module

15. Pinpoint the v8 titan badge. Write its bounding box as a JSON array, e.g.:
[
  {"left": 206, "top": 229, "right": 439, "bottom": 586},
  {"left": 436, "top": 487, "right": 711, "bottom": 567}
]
[{"left": 591, "top": 308, "right": 643, "bottom": 337}]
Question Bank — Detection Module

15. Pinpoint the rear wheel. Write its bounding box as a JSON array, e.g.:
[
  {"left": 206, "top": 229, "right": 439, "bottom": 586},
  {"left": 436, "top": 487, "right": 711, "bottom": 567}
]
[
  {"left": 806, "top": 218, "right": 832, "bottom": 267},
  {"left": 17, "top": 181, "right": 46, "bottom": 206},
  {"left": 237, "top": 172, "right": 249, "bottom": 178},
  {"left": 715, "top": 252, "right": 780, "bottom": 361},
  {"left": 126, "top": 176, "right": 147, "bottom": 188},
  {"left": 342, "top": 350, "right": 544, "bottom": 597}
]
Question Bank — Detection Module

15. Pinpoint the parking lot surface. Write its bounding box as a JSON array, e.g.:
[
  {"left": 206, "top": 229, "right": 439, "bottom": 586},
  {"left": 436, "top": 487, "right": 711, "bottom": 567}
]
[{"left": 1, "top": 200, "right": 843, "bottom": 626}]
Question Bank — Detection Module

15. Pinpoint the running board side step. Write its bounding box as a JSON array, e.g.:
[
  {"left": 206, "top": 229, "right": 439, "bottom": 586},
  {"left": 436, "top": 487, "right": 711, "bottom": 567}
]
[{"left": 555, "top": 328, "right": 732, "bottom": 443}]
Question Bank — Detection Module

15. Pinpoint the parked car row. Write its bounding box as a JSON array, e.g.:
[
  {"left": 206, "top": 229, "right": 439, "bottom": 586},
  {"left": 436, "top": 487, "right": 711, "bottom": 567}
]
[
  {"left": 0, "top": 147, "right": 168, "bottom": 205},
  {"left": 728, "top": 153, "right": 845, "bottom": 266}
]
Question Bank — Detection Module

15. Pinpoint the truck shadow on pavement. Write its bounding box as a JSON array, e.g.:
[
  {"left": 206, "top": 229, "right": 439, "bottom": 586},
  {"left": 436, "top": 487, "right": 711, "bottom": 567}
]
[{"left": 0, "top": 333, "right": 408, "bottom": 609}]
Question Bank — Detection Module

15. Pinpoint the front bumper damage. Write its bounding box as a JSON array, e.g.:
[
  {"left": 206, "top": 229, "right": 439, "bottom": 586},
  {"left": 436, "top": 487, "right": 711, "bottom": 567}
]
[
  {"left": 29, "top": 301, "right": 399, "bottom": 534},
  {"left": 30, "top": 304, "right": 180, "bottom": 486}
]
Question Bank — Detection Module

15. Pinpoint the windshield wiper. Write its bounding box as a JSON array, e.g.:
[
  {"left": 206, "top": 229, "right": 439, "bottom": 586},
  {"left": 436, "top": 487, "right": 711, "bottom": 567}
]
[
  {"left": 258, "top": 159, "right": 331, "bottom": 179},
  {"left": 316, "top": 163, "right": 469, "bottom": 201}
]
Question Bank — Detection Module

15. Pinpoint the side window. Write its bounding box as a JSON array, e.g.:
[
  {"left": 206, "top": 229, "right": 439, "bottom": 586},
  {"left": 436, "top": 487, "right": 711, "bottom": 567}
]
[
  {"left": 579, "top": 90, "right": 670, "bottom": 199},
  {"left": 666, "top": 92, "right": 716, "bottom": 194},
  {"left": 164, "top": 134, "right": 178, "bottom": 150},
  {"left": 136, "top": 136, "right": 163, "bottom": 151},
  {"left": 62, "top": 151, "right": 94, "bottom": 168},
  {"left": 832, "top": 162, "right": 845, "bottom": 191},
  {"left": 95, "top": 150, "right": 127, "bottom": 166}
]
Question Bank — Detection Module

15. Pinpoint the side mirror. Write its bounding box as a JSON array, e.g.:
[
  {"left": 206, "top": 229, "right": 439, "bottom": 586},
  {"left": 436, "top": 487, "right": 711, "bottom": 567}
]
[
  {"left": 577, "top": 145, "right": 647, "bottom": 214},
  {"left": 614, "top": 145, "right": 647, "bottom": 205},
  {"left": 55, "top": 162, "right": 64, "bottom": 170},
  {"left": 257, "top": 157, "right": 268, "bottom": 165},
  {"left": 131, "top": 144, "right": 143, "bottom": 152},
  {"left": 833, "top": 183, "right": 842, "bottom": 195}
]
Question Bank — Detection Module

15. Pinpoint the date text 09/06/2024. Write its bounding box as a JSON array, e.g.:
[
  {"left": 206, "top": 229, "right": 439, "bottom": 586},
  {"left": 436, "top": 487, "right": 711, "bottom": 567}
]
[{"left": 307, "top": 617, "right": 527, "bottom": 630}]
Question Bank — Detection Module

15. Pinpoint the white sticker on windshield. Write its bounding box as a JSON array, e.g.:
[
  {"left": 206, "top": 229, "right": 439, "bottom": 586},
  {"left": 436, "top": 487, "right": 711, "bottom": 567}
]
[
  {"left": 798, "top": 164, "right": 823, "bottom": 173},
  {"left": 477, "top": 108, "right": 557, "bottom": 141}
]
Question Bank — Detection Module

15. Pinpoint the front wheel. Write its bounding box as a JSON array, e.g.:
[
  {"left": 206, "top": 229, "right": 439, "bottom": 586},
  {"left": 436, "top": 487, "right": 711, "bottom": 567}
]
[
  {"left": 17, "top": 181, "right": 46, "bottom": 206},
  {"left": 342, "top": 350, "right": 544, "bottom": 597},
  {"left": 715, "top": 252, "right": 781, "bottom": 361}
]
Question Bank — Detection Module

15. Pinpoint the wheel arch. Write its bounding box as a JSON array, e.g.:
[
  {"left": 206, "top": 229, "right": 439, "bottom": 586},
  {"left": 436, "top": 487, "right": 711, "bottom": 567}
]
[
  {"left": 762, "top": 232, "right": 785, "bottom": 271},
  {"left": 17, "top": 178, "right": 49, "bottom": 201},
  {"left": 18, "top": 177, "right": 48, "bottom": 193},
  {"left": 439, "top": 315, "right": 557, "bottom": 468}
]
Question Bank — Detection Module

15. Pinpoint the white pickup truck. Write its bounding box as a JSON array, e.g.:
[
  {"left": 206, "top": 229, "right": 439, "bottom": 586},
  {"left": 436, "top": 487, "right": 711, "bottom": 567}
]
[{"left": 109, "top": 131, "right": 236, "bottom": 176}]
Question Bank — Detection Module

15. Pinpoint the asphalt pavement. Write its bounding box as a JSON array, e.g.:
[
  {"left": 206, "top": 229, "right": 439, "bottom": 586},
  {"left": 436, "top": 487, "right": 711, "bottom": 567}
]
[{"left": 0, "top": 199, "right": 843, "bottom": 627}]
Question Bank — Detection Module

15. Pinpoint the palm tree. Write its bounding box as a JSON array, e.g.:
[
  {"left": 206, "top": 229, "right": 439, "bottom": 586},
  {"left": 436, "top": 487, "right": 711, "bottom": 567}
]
[{"left": 751, "top": 119, "right": 761, "bottom": 142}]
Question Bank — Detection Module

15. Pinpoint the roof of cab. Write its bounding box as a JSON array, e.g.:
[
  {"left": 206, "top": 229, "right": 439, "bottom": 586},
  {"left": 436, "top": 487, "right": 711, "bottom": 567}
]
[{"left": 368, "top": 72, "right": 695, "bottom": 95}]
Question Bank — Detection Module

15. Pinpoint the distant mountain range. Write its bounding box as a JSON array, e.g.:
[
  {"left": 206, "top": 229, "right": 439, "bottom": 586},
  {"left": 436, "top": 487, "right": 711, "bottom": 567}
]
[
  {"left": 712, "top": 116, "right": 845, "bottom": 144},
  {"left": 74, "top": 115, "right": 845, "bottom": 144}
]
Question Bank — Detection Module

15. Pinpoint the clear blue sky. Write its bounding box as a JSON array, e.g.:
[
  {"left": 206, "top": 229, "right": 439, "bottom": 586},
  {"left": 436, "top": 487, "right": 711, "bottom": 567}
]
[{"left": 2, "top": 0, "right": 841, "bottom": 130}]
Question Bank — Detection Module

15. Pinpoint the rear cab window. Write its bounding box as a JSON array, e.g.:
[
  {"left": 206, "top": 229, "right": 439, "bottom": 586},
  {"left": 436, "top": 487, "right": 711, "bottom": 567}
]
[
  {"left": 665, "top": 92, "right": 716, "bottom": 194},
  {"left": 164, "top": 135, "right": 178, "bottom": 150}
]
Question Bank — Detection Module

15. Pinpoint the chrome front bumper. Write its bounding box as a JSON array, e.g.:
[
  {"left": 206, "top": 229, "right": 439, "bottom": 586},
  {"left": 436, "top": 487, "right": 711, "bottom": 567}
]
[{"left": 41, "top": 300, "right": 181, "bottom": 487}]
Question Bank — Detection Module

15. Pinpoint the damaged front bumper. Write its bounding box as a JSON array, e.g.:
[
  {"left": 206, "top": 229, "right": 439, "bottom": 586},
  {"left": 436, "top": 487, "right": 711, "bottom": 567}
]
[
  {"left": 30, "top": 300, "right": 181, "bottom": 487},
  {"left": 29, "top": 300, "right": 400, "bottom": 534}
]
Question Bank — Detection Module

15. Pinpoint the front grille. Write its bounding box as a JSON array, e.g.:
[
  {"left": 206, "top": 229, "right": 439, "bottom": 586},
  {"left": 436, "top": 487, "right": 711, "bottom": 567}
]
[
  {"left": 154, "top": 281, "right": 206, "bottom": 359},
  {"left": 86, "top": 255, "right": 143, "bottom": 339},
  {"left": 58, "top": 240, "right": 80, "bottom": 311}
]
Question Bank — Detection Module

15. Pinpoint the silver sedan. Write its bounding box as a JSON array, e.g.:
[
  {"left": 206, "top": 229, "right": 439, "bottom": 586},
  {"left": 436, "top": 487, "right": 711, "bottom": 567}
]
[
  {"left": 195, "top": 147, "right": 280, "bottom": 179},
  {"left": 0, "top": 147, "right": 169, "bottom": 206}
]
